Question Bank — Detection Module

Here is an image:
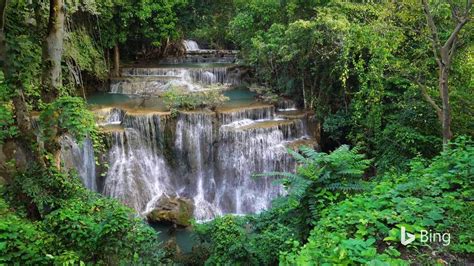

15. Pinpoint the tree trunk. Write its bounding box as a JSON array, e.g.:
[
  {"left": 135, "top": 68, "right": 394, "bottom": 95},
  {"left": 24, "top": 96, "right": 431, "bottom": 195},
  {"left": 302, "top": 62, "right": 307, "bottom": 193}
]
[
  {"left": 41, "top": 0, "right": 65, "bottom": 103},
  {"left": 40, "top": 0, "right": 65, "bottom": 168},
  {"left": 0, "top": 0, "right": 6, "bottom": 69},
  {"left": 302, "top": 74, "right": 307, "bottom": 109},
  {"left": 421, "top": 0, "right": 471, "bottom": 148},
  {"left": 113, "top": 43, "right": 120, "bottom": 77},
  {"left": 439, "top": 68, "right": 452, "bottom": 145}
]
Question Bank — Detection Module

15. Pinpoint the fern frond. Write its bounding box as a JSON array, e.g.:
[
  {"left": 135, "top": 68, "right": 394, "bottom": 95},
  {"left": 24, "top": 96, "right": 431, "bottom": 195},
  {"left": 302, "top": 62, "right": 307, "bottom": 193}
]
[
  {"left": 326, "top": 182, "right": 366, "bottom": 191},
  {"left": 287, "top": 148, "right": 307, "bottom": 164},
  {"left": 287, "top": 174, "right": 312, "bottom": 199},
  {"left": 300, "top": 146, "right": 324, "bottom": 160}
]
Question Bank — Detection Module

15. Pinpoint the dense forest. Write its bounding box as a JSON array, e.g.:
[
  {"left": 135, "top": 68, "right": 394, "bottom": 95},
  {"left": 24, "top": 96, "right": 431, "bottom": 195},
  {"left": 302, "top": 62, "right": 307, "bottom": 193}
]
[{"left": 0, "top": 0, "right": 473, "bottom": 265}]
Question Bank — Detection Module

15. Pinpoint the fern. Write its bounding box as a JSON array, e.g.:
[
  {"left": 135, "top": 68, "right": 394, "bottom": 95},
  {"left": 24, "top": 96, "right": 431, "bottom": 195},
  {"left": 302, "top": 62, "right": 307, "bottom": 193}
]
[{"left": 258, "top": 145, "right": 372, "bottom": 219}]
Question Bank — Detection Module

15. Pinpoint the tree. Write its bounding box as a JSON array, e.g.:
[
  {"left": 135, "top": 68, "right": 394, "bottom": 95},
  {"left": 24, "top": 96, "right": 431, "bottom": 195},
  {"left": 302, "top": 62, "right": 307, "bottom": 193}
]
[
  {"left": 1, "top": 0, "right": 39, "bottom": 167},
  {"left": 421, "top": 0, "right": 472, "bottom": 147},
  {"left": 38, "top": 0, "right": 66, "bottom": 169},
  {"left": 0, "top": 0, "right": 5, "bottom": 68},
  {"left": 41, "top": 0, "right": 65, "bottom": 103}
]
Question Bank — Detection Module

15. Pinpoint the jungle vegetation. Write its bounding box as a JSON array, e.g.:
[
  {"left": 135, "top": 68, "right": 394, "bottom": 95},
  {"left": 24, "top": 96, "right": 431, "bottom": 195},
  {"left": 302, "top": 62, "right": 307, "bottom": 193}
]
[{"left": 0, "top": 0, "right": 472, "bottom": 264}]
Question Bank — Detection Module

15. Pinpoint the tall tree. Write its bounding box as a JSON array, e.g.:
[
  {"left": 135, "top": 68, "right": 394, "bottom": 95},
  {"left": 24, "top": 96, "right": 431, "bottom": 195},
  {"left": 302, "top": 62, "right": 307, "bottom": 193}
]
[
  {"left": 41, "top": 0, "right": 65, "bottom": 103},
  {"left": 39, "top": 0, "right": 66, "bottom": 168},
  {"left": 421, "top": 0, "right": 472, "bottom": 147},
  {"left": 0, "top": 0, "right": 7, "bottom": 69},
  {"left": 113, "top": 43, "right": 120, "bottom": 77}
]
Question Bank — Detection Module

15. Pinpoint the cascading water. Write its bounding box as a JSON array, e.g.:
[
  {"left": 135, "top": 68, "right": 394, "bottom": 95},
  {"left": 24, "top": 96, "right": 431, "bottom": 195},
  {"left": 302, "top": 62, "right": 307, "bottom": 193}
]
[
  {"left": 92, "top": 104, "right": 310, "bottom": 220},
  {"left": 72, "top": 40, "right": 316, "bottom": 222},
  {"left": 183, "top": 40, "right": 200, "bottom": 51},
  {"left": 174, "top": 111, "right": 222, "bottom": 219},
  {"left": 110, "top": 40, "right": 240, "bottom": 95},
  {"left": 103, "top": 114, "right": 173, "bottom": 213},
  {"left": 111, "top": 67, "right": 241, "bottom": 95},
  {"left": 277, "top": 99, "right": 298, "bottom": 111},
  {"left": 60, "top": 135, "right": 97, "bottom": 191}
]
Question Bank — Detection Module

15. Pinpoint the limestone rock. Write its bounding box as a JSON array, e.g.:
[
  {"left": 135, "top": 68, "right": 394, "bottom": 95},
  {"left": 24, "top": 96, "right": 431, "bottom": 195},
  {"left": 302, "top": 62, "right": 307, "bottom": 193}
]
[{"left": 147, "top": 195, "right": 194, "bottom": 227}]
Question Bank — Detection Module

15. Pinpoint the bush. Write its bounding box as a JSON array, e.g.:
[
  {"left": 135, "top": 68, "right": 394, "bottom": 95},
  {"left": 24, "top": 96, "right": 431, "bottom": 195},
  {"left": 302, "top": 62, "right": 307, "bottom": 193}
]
[
  {"left": 282, "top": 137, "right": 474, "bottom": 265},
  {"left": 6, "top": 165, "right": 84, "bottom": 216},
  {"left": 194, "top": 215, "right": 253, "bottom": 265},
  {"left": 0, "top": 197, "right": 53, "bottom": 265},
  {"left": 43, "top": 195, "right": 165, "bottom": 264},
  {"left": 162, "top": 87, "right": 229, "bottom": 111},
  {"left": 3, "top": 165, "right": 167, "bottom": 264}
]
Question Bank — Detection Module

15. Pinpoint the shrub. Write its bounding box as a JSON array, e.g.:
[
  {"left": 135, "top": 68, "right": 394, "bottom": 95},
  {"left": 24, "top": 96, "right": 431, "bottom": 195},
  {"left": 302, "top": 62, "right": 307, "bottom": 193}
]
[
  {"left": 282, "top": 137, "right": 474, "bottom": 265},
  {"left": 0, "top": 197, "right": 53, "bottom": 265},
  {"left": 3, "top": 166, "right": 167, "bottom": 264},
  {"left": 43, "top": 195, "right": 165, "bottom": 264},
  {"left": 162, "top": 87, "right": 229, "bottom": 111},
  {"left": 194, "top": 215, "right": 254, "bottom": 265}
]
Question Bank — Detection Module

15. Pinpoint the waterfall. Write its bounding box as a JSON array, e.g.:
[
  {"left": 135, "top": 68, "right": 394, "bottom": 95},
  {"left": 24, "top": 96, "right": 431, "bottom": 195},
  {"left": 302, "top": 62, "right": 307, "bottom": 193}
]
[
  {"left": 217, "top": 123, "right": 294, "bottom": 214},
  {"left": 94, "top": 106, "right": 310, "bottom": 220},
  {"left": 183, "top": 40, "right": 200, "bottom": 51},
  {"left": 60, "top": 135, "right": 97, "bottom": 191},
  {"left": 77, "top": 39, "right": 316, "bottom": 221},
  {"left": 277, "top": 99, "right": 297, "bottom": 111},
  {"left": 174, "top": 112, "right": 222, "bottom": 219},
  {"left": 95, "top": 108, "right": 125, "bottom": 125},
  {"left": 110, "top": 39, "right": 240, "bottom": 95},
  {"left": 111, "top": 67, "right": 240, "bottom": 95},
  {"left": 218, "top": 105, "right": 275, "bottom": 124},
  {"left": 103, "top": 114, "right": 173, "bottom": 213}
]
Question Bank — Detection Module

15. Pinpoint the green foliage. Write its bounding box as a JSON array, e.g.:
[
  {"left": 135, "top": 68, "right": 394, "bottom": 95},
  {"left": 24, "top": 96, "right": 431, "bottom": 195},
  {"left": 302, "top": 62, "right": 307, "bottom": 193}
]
[
  {"left": 63, "top": 28, "right": 108, "bottom": 80},
  {"left": 194, "top": 215, "right": 252, "bottom": 265},
  {"left": 177, "top": 0, "right": 237, "bottom": 48},
  {"left": 194, "top": 214, "right": 297, "bottom": 265},
  {"left": 95, "top": 0, "right": 185, "bottom": 54},
  {"left": 43, "top": 194, "right": 164, "bottom": 264},
  {"left": 281, "top": 137, "right": 474, "bottom": 265},
  {"left": 39, "top": 96, "right": 96, "bottom": 143},
  {"left": 261, "top": 145, "right": 371, "bottom": 220},
  {"left": 162, "top": 88, "right": 229, "bottom": 111},
  {"left": 0, "top": 197, "right": 54, "bottom": 265},
  {"left": 0, "top": 102, "right": 18, "bottom": 144},
  {"left": 289, "top": 145, "right": 371, "bottom": 191},
  {"left": 6, "top": 165, "right": 83, "bottom": 216},
  {"left": 2, "top": 165, "right": 166, "bottom": 264}
]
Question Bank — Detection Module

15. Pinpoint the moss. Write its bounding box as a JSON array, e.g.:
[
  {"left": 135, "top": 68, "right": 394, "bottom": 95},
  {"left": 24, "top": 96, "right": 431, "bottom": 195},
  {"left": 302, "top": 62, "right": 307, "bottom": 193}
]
[{"left": 147, "top": 196, "right": 194, "bottom": 227}]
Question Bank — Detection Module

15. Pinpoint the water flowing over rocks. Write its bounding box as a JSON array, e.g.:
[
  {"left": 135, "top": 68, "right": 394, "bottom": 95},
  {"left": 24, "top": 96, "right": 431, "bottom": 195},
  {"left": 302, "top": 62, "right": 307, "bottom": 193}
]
[
  {"left": 87, "top": 104, "right": 315, "bottom": 221},
  {"left": 111, "top": 40, "right": 241, "bottom": 95},
  {"left": 68, "top": 40, "right": 318, "bottom": 224},
  {"left": 60, "top": 135, "right": 97, "bottom": 191},
  {"left": 111, "top": 66, "right": 241, "bottom": 95}
]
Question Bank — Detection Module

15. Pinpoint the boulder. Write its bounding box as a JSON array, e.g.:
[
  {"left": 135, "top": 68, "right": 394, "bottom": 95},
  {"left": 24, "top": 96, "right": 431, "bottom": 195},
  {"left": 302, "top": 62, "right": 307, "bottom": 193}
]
[{"left": 147, "top": 195, "right": 194, "bottom": 227}]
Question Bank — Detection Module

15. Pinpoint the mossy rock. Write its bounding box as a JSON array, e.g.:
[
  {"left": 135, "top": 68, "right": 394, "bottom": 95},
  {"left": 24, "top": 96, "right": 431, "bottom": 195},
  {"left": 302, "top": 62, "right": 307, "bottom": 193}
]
[{"left": 147, "top": 195, "right": 194, "bottom": 227}]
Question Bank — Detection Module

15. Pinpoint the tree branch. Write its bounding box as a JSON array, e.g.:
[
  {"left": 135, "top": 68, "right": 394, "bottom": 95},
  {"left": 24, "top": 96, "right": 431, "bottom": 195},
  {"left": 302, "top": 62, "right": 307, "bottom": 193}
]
[
  {"left": 421, "top": 0, "right": 442, "bottom": 67},
  {"left": 443, "top": 17, "right": 469, "bottom": 52},
  {"left": 447, "top": 34, "right": 457, "bottom": 66},
  {"left": 416, "top": 80, "right": 442, "bottom": 121}
]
